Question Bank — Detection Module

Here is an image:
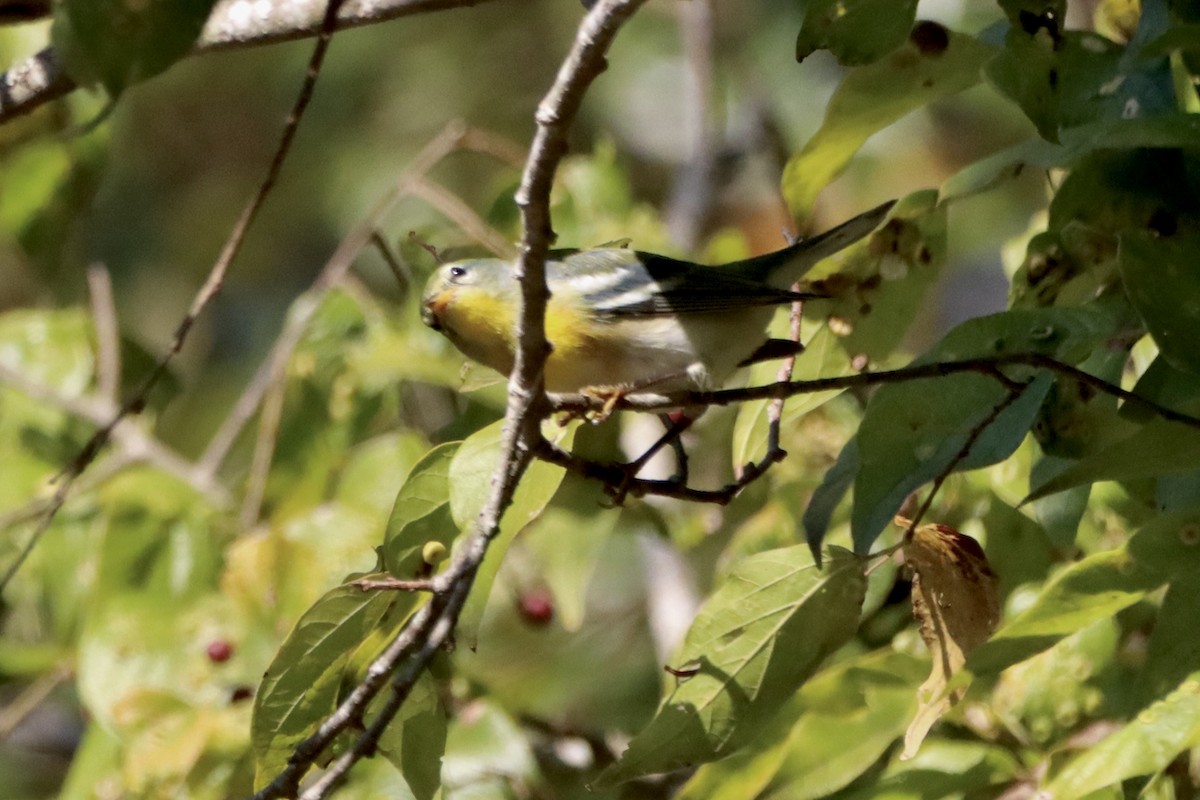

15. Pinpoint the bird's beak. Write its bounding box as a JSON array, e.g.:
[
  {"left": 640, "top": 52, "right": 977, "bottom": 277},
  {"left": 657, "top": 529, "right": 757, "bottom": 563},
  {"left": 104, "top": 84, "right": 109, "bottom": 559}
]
[{"left": 421, "top": 293, "right": 446, "bottom": 331}]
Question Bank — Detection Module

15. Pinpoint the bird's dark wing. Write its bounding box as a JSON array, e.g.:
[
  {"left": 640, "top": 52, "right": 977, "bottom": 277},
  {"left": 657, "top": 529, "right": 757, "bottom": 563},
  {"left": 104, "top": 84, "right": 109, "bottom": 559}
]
[{"left": 554, "top": 249, "right": 819, "bottom": 319}]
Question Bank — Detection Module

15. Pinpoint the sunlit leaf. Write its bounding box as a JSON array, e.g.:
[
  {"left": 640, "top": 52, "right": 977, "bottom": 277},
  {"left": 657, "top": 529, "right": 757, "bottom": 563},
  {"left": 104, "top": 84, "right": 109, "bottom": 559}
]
[
  {"left": 1046, "top": 672, "right": 1200, "bottom": 799},
  {"left": 382, "top": 442, "right": 461, "bottom": 578},
  {"left": 782, "top": 29, "right": 993, "bottom": 218},
  {"left": 251, "top": 583, "right": 399, "bottom": 787},
  {"left": 450, "top": 419, "right": 576, "bottom": 647},
  {"left": 376, "top": 673, "right": 447, "bottom": 800},
  {"left": 594, "top": 546, "right": 866, "bottom": 787},
  {"left": 969, "top": 510, "right": 1200, "bottom": 675}
]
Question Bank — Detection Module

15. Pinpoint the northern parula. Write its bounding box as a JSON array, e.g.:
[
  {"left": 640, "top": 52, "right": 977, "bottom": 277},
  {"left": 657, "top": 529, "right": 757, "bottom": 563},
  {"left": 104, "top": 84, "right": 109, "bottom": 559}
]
[{"left": 421, "top": 200, "right": 894, "bottom": 393}]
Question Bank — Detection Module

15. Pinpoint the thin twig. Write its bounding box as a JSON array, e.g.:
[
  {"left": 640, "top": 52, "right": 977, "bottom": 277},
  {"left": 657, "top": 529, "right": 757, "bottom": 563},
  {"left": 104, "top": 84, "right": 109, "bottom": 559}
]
[
  {"left": 459, "top": 128, "right": 528, "bottom": 168},
  {"left": 901, "top": 380, "right": 1032, "bottom": 543},
  {"left": 0, "top": 665, "right": 71, "bottom": 741},
  {"left": 547, "top": 353, "right": 1200, "bottom": 432},
  {"left": 86, "top": 264, "right": 120, "bottom": 404},
  {"left": 250, "top": 4, "right": 651, "bottom": 796},
  {"left": 196, "top": 119, "right": 478, "bottom": 482},
  {"left": 0, "top": 0, "right": 344, "bottom": 594},
  {"left": 353, "top": 577, "right": 439, "bottom": 592},
  {"left": 369, "top": 231, "right": 412, "bottom": 294},
  {"left": 238, "top": 362, "right": 289, "bottom": 528},
  {"left": 408, "top": 176, "right": 517, "bottom": 257},
  {"left": 538, "top": 351, "right": 1200, "bottom": 505}
]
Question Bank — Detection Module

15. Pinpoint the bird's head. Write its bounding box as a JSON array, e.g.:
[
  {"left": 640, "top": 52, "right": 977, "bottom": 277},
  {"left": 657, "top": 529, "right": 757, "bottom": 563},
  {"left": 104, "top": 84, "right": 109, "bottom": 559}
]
[{"left": 420, "top": 259, "right": 519, "bottom": 374}]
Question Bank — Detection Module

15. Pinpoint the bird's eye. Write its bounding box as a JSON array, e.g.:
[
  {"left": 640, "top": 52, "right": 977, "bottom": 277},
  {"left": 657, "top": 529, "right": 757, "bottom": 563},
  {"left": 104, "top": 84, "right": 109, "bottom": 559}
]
[{"left": 448, "top": 265, "right": 468, "bottom": 282}]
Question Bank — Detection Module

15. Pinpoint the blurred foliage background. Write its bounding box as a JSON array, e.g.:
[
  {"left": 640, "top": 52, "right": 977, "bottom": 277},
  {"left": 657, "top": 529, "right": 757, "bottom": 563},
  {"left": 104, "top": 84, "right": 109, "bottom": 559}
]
[{"left": 3, "top": 0, "right": 1199, "bottom": 798}]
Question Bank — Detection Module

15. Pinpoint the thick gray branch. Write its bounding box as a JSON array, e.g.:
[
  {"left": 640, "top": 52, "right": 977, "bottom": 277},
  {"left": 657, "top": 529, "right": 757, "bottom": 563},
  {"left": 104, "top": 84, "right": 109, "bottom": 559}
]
[{"left": 0, "top": 0, "right": 497, "bottom": 124}]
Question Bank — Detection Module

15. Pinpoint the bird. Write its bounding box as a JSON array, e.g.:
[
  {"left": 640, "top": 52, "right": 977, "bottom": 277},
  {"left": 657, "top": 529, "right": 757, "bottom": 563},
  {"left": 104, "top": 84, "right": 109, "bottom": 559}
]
[{"left": 420, "top": 199, "right": 894, "bottom": 395}]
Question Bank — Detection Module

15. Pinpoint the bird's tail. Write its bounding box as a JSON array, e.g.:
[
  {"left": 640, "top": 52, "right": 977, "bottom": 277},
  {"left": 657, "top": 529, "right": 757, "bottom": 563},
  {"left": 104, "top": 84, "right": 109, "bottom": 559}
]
[{"left": 739, "top": 199, "right": 896, "bottom": 288}]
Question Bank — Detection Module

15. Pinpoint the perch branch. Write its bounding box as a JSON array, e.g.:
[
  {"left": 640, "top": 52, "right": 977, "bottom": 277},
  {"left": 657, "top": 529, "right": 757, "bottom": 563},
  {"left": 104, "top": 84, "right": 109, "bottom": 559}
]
[{"left": 248, "top": 2, "right": 649, "bottom": 797}]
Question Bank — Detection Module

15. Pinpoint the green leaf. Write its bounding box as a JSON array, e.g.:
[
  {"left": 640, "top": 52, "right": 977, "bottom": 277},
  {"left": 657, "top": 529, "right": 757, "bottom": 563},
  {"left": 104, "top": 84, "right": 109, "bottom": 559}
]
[
  {"left": 1025, "top": 418, "right": 1200, "bottom": 503},
  {"left": 1120, "top": 230, "right": 1200, "bottom": 375},
  {"left": 450, "top": 419, "right": 576, "bottom": 647},
  {"left": 51, "top": 0, "right": 218, "bottom": 95},
  {"left": 677, "top": 649, "right": 925, "bottom": 800},
  {"left": 759, "top": 651, "right": 925, "bottom": 800},
  {"left": 376, "top": 673, "right": 447, "bottom": 800},
  {"left": 852, "top": 371, "right": 1052, "bottom": 552},
  {"left": 969, "top": 510, "right": 1200, "bottom": 675},
  {"left": 848, "top": 305, "right": 1121, "bottom": 550},
  {"left": 803, "top": 439, "right": 859, "bottom": 558},
  {"left": 795, "top": 0, "right": 918, "bottom": 65},
  {"left": 1140, "top": 578, "right": 1200, "bottom": 704},
  {"left": 836, "top": 740, "right": 1022, "bottom": 800},
  {"left": 1046, "top": 672, "right": 1200, "bottom": 799},
  {"left": 782, "top": 30, "right": 994, "bottom": 218},
  {"left": 941, "top": 114, "right": 1200, "bottom": 203},
  {"left": 1028, "top": 453, "right": 1092, "bottom": 549},
  {"left": 984, "top": 29, "right": 1063, "bottom": 141},
  {"left": 984, "top": 18, "right": 1175, "bottom": 144},
  {"left": 983, "top": 495, "right": 1058, "bottom": 595},
  {"left": 251, "top": 583, "right": 398, "bottom": 787},
  {"left": 383, "top": 442, "right": 461, "bottom": 578},
  {"left": 594, "top": 546, "right": 866, "bottom": 788}
]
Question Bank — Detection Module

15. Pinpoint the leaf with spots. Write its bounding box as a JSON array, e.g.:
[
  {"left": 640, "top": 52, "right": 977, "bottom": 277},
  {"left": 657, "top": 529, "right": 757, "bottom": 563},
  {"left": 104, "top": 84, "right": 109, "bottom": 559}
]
[
  {"left": 795, "top": 0, "right": 918, "bottom": 66},
  {"left": 899, "top": 519, "right": 1001, "bottom": 758},
  {"left": 781, "top": 28, "right": 994, "bottom": 218}
]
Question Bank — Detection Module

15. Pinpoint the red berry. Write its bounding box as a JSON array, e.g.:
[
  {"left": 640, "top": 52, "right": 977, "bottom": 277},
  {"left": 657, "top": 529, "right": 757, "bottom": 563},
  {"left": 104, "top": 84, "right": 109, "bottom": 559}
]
[
  {"left": 206, "top": 640, "right": 234, "bottom": 663},
  {"left": 516, "top": 589, "right": 554, "bottom": 626}
]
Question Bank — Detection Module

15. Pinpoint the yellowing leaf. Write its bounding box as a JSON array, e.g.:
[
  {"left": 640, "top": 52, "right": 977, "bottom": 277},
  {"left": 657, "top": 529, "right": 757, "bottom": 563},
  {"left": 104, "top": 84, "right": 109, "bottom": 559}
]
[{"left": 900, "top": 519, "right": 1001, "bottom": 759}]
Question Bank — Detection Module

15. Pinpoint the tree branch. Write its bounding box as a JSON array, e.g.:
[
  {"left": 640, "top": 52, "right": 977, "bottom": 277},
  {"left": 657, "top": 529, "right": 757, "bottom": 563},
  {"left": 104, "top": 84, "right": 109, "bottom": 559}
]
[
  {"left": 547, "top": 353, "right": 1200, "bottom": 432},
  {"left": 538, "top": 352, "right": 1200, "bottom": 505},
  {"left": 248, "top": 2, "right": 649, "bottom": 796},
  {"left": 0, "top": 0, "right": 503, "bottom": 125}
]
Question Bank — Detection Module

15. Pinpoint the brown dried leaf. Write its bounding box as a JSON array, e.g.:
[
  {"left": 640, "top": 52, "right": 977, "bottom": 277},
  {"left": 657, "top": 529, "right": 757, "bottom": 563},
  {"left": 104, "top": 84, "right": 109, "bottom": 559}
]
[{"left": 897, "top": 516, "right": 1001, "bottom": 758}]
